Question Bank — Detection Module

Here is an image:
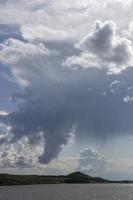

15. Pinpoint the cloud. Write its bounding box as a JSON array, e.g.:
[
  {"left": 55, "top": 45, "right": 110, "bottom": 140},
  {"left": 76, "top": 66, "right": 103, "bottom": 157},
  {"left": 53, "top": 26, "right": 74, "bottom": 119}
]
[
  {"left": 0, "top": 134, "right": 44, "bottom": 169},
  {"left": 123, "top": 95, "right": 133, "bottom": 103},
  {"left": 0, "top": 38, "right": 75, "bottom": 164},
  {"left": 1, "top": 2, "right": 133, "bottom": 167},
  {"left": 20, "top": 25, "right": 70, "bottom": 42},
  {"left": 0, "top": 38, "right": 54, "bottom": 86},
  {"left": 1, "top": 35, "right": 133, "bottom": 164},
  {"left": 0, "top": 0, "right": 133, "bottom": 42},
  {"left": 77, "top": 148, "right": 107, "bottom": 175},
  {"left": 0, "top": 24, "right": 21, "bottom": 43},
  {"left": 0, "top": 110, "right": 8, "bottom": 116},
  {"left": 64, "top": 20, "right": 133, "bottom": 74},
  {"left": 0, "top": 128, "right": 78, "bottom": 174},
  {"left": 110, "top": 80, "right": 125, "bottom": 94},
  {"left": 77, "top": 147, "right": 133, "bottom": 179}
]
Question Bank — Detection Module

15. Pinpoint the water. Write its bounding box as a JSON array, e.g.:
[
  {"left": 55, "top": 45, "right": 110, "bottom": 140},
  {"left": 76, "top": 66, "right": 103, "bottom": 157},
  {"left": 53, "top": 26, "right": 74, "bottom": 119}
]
[{"left": 0, "top": 184, "right": 133, "bottom": 200}]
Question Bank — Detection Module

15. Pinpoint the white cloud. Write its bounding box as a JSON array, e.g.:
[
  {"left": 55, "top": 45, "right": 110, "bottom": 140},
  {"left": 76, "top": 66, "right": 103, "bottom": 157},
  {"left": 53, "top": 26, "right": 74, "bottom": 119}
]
[
  {"left": 0, "top": 130, "right": 78, "bottom": 174},
  {"left": 64, "top": 21, "right": 133, "bottom": 74},
  {"left": 0, "top": 110, "right": 8, "bottom": 116},
  {"left": 0, "top": 0, "right": 133, "bottom": 42},
  {"left": 123, "top": 95, "right": 133, "bottom": 102},
  {"left": 110, "top": 80, "right": 124, "bottom": 94},
  {"left": 21, "top": 25, "right": 68, "bottom": 42},
  {"left": 0, "top": 38, "right": 54, "bottom": 86},
  {"left": 77, "top": 148, "right": 107, "bottom": 175},
  {"left": 77, "top": 147, "right": 133, "bottom": 179},
  {"left": 0, "top": 134, "right": 44, "bottom": 169}
]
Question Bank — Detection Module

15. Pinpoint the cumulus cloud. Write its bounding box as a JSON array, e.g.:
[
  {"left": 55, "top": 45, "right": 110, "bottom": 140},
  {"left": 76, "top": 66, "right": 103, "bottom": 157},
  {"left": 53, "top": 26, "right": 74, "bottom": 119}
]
[
  {"left": 64, "top": 21, "right": 133, "bottom": 74},
  {"left": 0, "top": 110, "right": 8, "bottom": 116},
  {"left": 77, "top": 148, "right": 107, "bottom": 175},
  {"left": 1, "top": 34, "right": 133, "bottom": 164},
  {"left": 0, "top": 0, "right": 133, "bottom": 42},
  {"left": 110, "top": 80, "right": 125, "bottom": 94},
  {"left": 0, "top": 122, "right": 78, "bottom": 174},
  {"left": 123, "top": 95, "right": 133, "bottom": 103},
  {"left": 0, "top": 38, "right": 75, "bottom": 164},
  {"left": 0, "top": 38, "right": 55, "bottom": 86},
  {"left": 77, "top": 147, "right": 133, "bottom": 179},
  {"left": 0, "top": 134, "right": 44, "bottom": 169},
  {"left": 1, "top": 1, "right": 133, "bottom": 167}
]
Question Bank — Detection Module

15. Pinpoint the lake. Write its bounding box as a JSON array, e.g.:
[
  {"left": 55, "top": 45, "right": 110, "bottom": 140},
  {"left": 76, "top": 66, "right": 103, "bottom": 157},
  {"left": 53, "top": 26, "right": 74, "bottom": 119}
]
[{"left": 0, "top": 184, "right": 133, "bottom": 200}]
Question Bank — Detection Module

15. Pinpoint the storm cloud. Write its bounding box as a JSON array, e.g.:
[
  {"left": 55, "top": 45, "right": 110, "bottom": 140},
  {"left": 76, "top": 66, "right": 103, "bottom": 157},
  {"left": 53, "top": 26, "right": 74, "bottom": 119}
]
[{"left": 1, "top": 17, "right": 133, "bottom": 165}]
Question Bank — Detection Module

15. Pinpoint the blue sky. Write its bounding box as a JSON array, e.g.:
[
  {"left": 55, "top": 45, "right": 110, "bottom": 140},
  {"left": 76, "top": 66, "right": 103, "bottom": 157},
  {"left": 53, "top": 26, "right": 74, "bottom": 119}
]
[{"left": 1, "top": 0, "right": 133, "bottom": 180}]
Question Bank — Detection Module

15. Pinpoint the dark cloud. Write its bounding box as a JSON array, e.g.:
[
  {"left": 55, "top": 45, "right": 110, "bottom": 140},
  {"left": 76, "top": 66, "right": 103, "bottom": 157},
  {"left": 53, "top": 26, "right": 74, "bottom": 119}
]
[
  {"left": 1, "top": 67, "right": 133, "bottom": 164},
  {"left": 1, "top": 23, "right": 133, "bottom": 164}
]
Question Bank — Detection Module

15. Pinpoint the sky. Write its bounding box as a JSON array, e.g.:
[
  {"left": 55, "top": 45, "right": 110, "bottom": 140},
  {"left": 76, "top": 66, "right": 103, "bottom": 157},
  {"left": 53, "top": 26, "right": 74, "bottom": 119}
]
[{"left": 1, "top": 0, "right": 133, "bottom": 180}]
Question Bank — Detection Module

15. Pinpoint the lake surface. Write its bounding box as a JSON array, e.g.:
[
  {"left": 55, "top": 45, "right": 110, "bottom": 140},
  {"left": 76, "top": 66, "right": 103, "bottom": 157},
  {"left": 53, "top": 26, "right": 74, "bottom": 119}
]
[{"left": 0, "top": 184, "right": 133, "bottom": 200}]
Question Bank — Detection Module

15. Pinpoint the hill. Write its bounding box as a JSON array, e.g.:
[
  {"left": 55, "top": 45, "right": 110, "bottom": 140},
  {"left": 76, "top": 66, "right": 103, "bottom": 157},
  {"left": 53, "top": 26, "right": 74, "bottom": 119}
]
[
  {"left": 65, "top": 171, "right": 109, "bottom": 183},
  {"left": 67, "top": 171, "right": 90, "bottom": 178},
  {"left": 0, "top": 172, "right": 110, "bottom": 186}
]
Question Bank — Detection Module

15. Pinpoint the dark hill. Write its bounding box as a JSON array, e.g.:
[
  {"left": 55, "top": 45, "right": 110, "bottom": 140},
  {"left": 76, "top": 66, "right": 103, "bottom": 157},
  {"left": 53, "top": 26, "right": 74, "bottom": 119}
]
[
  {"left": 67, "top": 171, "right": 90, "bottom": 178},
  {"left": 65, "top": 171, "right": 109, "bottom": 183},
  {"left": 1, "top": 171, "right": 132, "bottom": 186}
]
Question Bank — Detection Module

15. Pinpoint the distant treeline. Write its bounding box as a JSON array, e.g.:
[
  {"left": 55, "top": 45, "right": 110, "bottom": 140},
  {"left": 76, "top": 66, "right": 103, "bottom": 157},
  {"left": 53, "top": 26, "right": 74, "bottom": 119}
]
[{"left": 0, "top": 172, "right": 132, "bottom": 186}]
